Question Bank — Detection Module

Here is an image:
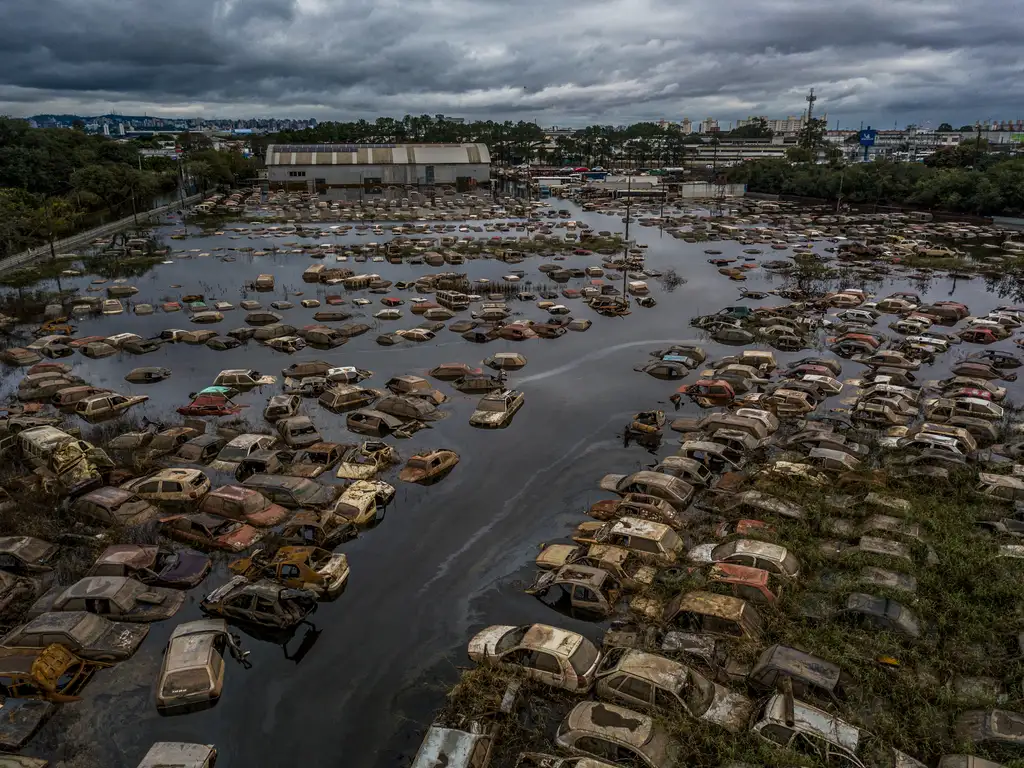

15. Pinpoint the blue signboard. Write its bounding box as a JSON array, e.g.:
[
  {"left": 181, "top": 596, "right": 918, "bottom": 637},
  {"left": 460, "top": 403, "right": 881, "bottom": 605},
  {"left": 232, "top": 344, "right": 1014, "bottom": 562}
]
[{"left": 858, "top": 128, "right": 877, "bottom": 147}]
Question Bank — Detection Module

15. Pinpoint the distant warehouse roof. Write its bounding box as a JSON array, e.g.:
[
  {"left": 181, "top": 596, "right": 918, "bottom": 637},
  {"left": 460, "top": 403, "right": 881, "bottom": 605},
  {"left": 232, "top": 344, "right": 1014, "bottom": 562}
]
[{"left": 266, "top": 143, "right": 490, "bottom": 166}]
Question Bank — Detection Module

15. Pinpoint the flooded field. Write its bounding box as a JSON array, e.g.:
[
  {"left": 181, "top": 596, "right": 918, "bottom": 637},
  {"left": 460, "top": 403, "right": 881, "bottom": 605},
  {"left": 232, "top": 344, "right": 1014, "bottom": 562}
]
[{"left": 4, "top": 196, "right": 1024, "bottom": 768}]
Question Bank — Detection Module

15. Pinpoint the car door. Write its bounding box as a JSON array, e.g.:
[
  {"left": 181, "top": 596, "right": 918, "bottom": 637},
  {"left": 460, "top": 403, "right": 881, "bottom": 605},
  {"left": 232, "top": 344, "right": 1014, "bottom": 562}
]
[
  {"left": 607, "top": 673, "right": 655, "bottom": 708},
  {"left": 571, "top": 584, "right": 606, "bottom": 613},
  {"left": 161, "top": 480, "right": 183, "bottom": 500},
  {"left": 224, "top": 594, "right": 255, "bottom": 619},
  {"left": 252, "top": 595, "right": 279, "bottom": 625},
  {"left": 279, "top": 563, "right": 302, "bottom": 588},
  {"left": 137, "top": 480, "right": 161, "bottom": 497}
]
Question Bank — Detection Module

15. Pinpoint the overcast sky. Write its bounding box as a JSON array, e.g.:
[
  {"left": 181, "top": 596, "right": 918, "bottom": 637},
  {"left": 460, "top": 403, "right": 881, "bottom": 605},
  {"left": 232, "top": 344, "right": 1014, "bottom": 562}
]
[{"left": 1, "top": 0, "right": 1021, "bottom": 128}]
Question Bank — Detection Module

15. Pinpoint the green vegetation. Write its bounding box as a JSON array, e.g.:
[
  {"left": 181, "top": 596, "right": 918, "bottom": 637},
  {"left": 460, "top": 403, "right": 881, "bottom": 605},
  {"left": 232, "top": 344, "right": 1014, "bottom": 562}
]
[
  {"left": 436, "top": 464, "right": 1024, "bottom": 767},
  {"left": 0, "top": 117, "right": 180, "bottom": 258},
  {"left": 727, "top": 154, "right": 1024, "bottom": 216}
]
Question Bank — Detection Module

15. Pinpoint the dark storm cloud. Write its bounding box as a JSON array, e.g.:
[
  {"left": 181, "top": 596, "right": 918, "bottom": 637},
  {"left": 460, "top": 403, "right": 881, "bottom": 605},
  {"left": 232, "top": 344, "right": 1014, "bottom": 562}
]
[{"left": 1, "top": 0, "right": 1021, "bottom": 125}]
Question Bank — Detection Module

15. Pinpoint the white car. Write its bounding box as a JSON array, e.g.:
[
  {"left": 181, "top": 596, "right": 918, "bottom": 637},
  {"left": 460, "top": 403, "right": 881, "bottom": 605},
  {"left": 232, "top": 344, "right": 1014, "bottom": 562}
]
[{"left": 469, "top": 389, "right": 524, "bottom": 428}]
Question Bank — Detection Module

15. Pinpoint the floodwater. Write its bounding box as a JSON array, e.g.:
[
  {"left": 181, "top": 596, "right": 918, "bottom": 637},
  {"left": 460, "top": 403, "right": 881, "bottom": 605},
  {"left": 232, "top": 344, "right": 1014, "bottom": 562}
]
[{"left": 6, "top": 199, "right": 1021, "bottom": 767}]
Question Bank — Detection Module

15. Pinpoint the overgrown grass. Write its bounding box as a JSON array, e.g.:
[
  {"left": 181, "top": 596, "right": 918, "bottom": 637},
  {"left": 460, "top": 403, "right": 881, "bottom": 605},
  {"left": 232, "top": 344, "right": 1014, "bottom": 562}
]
[{"left": 428, "top": 465, "right": 1024, "bottom": 767}]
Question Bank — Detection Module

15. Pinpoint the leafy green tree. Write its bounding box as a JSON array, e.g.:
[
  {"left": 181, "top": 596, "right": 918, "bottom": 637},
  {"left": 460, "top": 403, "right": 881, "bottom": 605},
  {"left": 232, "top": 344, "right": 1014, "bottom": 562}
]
[{"left": 937, "top": 123, "right": 954, "bottom": 132}]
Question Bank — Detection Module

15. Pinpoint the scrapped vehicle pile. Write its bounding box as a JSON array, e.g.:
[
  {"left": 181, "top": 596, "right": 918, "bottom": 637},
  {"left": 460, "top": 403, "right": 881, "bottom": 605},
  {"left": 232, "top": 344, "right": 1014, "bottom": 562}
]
[{"left": 412, "top": 292, "right": 1024, "bottom": 768}]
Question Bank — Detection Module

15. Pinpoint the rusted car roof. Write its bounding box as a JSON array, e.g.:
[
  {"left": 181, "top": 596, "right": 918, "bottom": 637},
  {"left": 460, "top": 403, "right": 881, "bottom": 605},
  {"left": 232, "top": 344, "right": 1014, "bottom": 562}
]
[
  {"left": 522, "top": 624, "right": 583, "bottom": 657},
  {"left": 565, "top": 702, "right": 654, "bottom": 747},
  {"left": 611, "top": 649, "right": 690, "bottom": 691},
  {"left": 668, "top": 590, "right": 748, "bottom": 621},
  {"left": 609, "top": 517, "right": 673, "bottom": 540},
  {"left": 94, "top": 544, "right": 157, "bottom": 568},
  {"left": 752, "top": 645, "right": 842, "bottom": 691}
]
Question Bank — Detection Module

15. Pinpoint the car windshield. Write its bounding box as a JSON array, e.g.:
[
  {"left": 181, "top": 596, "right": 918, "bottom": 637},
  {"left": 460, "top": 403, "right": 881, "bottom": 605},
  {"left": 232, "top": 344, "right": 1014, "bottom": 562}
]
[
  {"left": 495, "top": 626, "right": 529, "bottom": 653},
  {"left": 681, "top": 669, "right": 715, "bottom": 714},
  {"left": 477, "top": 399, "right": 507, "bottom": 413},
  {"left": 218, "top": 445, "right": 252, "bottom": 461},
  {"left": 568, "top": 641, "right": 598, "bottom": 675},
  {"left": 72, "top": 613, "right": 109, "bottom": 645}
]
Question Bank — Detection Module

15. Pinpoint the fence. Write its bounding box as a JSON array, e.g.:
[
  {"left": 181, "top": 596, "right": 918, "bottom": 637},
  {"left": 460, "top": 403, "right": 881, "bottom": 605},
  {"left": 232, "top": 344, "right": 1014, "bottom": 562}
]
[{"left": 0, "top": 192, "right": 205, "bottom": 275}]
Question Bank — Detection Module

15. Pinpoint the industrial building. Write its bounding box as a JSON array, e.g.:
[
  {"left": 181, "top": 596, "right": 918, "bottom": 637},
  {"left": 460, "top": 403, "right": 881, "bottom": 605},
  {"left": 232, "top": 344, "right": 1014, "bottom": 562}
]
[{"left": 265, "top": 143, "right": 490, "bottom": 194}]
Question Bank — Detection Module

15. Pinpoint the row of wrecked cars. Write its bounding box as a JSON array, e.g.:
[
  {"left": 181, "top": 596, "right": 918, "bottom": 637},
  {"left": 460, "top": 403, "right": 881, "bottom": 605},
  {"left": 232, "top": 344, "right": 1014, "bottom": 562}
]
[
  {"left": 0, "top": 360, "right": 488, "bottom": 759},
  {"left": 409, "top": 292, "right": 1024, "bottom": 767}
]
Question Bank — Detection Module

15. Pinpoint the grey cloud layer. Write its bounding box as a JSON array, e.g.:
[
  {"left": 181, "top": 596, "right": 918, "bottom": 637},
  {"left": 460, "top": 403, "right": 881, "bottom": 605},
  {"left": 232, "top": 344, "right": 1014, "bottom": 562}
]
[{"left": 1, "top": 0, "right": 1021, "bottom": 124}]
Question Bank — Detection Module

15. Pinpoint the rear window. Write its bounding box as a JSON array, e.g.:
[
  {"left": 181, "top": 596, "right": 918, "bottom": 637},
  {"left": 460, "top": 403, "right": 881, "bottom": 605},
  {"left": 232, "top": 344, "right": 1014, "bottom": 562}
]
[
  {"left": 568, "top": 641, "right": 598, "bottom": 675},
  {"left": 190, "top": 475, "right": 207, "bottom": 487},
  {"left": 161, "top": 668, "right": 213, "bottom": 698},
  {"left": 242, "top": 493, "right": 270, "bottom": 514}
]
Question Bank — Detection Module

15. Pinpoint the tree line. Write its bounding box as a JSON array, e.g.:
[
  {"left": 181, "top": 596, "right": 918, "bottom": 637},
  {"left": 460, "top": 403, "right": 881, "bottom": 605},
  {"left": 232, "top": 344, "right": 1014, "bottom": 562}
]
[
  {"left": 0, "top": 118, "right": 259, "bottom": 259},
  {"left": 272, "top": 115, "right": 771, "bottom": 169},
  {"left": 726, "top": 146, "right": 1024, "bottom": 216}
]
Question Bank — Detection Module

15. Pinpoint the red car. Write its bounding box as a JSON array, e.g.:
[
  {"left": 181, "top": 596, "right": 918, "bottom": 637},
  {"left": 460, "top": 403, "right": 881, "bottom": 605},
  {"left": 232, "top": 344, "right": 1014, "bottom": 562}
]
[
  {"left": 671, "top": 379, "right": 736, "bottom": 408},
  {"left": 177, "top": 393, "right": 245, "bottom": 417},
  {"left": 198, "top": 486, "right": 290, "bottom": 527},
  {"left": 159, "top": 513, "right": 263, "bottom": 552}
]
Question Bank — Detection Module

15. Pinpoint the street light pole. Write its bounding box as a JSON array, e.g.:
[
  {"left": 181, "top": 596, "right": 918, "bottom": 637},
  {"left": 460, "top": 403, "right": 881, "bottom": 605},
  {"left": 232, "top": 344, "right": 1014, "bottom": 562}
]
[{"left": 622, "top": 174, "right": 632, "bottom": 301}]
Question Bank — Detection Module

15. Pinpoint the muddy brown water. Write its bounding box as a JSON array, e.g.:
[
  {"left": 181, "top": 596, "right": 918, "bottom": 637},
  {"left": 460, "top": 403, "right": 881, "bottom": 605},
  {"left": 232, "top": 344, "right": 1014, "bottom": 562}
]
[{"left": 3, "top": 200, "right": 1021, "bottom": 767}]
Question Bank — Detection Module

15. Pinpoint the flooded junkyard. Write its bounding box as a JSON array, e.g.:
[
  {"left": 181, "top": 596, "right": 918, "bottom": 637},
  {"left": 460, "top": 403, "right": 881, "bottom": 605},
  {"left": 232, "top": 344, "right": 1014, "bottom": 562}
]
[{"left": 5, "top": 188, "right": 1024, "bottom": 768}]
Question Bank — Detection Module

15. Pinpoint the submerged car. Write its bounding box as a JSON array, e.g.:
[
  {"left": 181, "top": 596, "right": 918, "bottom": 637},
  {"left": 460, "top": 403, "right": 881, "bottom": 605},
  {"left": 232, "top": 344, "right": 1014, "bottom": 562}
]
[
  {"left": 470, "top": 389, "right": 525, "bottom": 428},
  {"left": 87, "top": 545, "right": 210, "bottom": 589},
  {"left": 200, "top": 576, "right": 317, "bottom": 629},
  {"left": 229, "top": 546, "right": 350, "bottom": 598},
  {"left": 28, "top": 576, "right": 185, "bottom": 622},
  {"left": 398, "top": 450, "right": 460, "bottom": 484},
  {"left": 0, "top": 611, "right": 148, "bottom": 662},
  {"left": 156, "top": 619, "right": 243, "bottom": 713}
]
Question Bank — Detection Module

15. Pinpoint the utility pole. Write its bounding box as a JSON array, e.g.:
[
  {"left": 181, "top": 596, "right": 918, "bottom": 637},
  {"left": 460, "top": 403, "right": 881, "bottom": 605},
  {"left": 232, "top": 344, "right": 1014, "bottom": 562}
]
[{"left": 622, "top": 175, "right": 632, "bottom": 305}]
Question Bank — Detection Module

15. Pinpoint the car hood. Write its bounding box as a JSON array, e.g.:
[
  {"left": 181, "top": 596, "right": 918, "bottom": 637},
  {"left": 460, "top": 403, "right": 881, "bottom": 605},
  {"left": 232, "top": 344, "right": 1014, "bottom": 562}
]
[
  {"left": 159, "top": 551, "right": 211, "bottom": 587},
  {"left": 209, "top": 459, "right": 241, "bottom": 472},
  {"left": 219, "top": 526, "right": 263, "bottom": 551},
  {"left": 702, "top": 684, "right": 753, "bottom": 733},
  {"left": 599, "top": 474, "right": 626, "bottom": 493},
  {"left": 687, "top": 543, "right": 716, "bottom": 563},
  {"left": 94, "top": 621, "right": 150, "bottom": 658},
  {"left": 470, "top": 410, "right": 510, "bottom": 425},
  {"left": 246, "top": 503, "right": 290, "bottom": 527},
  {"left": 127, "top": 588, "right": 186, "bottom": 619},
  {"left": 467, "top": 625, "right": 517, "bottom": 662}
]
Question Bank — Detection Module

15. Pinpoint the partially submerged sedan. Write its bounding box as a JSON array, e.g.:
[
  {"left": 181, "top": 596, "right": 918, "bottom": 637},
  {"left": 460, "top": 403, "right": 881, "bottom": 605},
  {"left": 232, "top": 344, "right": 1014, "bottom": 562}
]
[
  {"left": 599, "top": 471, "right": 694, "bottom": 510},
  {"left": 470, "top": 389, "right": 525, "bottom": 428},
  {"left": 200, "top": 576, "right": 317, "bottom": 629},
  {"left": 398, "top": 450, "right": 460, "bottom": 484},
  {"left": 156, "top": 619, "right": 244, "bottom": 713},
  {"left": 28, "top": 576, "right": 184, "bottom": 622},
  {"left": 159, "top": 513, "right": 263, "bottom": 552},
  {"left": 0, "top": 611, "right": 149, "bottom": 662},
  {"left": 87, "top": 545, "right": 210, "bottom": 589},
  {"left": 198, "top": 485, "right": 290, "bottom": 527}
]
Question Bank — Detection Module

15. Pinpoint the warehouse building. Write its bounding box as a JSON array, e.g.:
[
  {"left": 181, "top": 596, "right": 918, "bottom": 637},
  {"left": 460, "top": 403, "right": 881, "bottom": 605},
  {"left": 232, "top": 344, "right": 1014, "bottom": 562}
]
[{"left": 265, "top": 143, "right": 490, "bottom": 195}]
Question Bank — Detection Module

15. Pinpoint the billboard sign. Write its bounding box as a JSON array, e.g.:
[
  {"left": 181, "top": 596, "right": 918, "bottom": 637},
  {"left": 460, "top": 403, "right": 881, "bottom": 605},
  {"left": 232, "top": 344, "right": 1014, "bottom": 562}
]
[{"left": 858, "top": 128, "right": 878, "bottom": 147}]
